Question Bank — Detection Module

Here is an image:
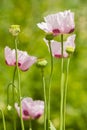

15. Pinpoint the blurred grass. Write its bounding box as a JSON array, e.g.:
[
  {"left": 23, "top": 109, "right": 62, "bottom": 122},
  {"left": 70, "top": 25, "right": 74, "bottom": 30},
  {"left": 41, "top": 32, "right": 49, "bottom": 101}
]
[{"left": 0, "top": 0, "right": 87, "bottom": 130}]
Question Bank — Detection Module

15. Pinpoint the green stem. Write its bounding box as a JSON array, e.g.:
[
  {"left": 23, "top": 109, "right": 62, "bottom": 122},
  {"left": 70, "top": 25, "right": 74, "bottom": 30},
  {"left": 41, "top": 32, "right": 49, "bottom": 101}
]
[
  {"left": 0, "top": 109, "right": 6, "bottom": 130},
  {"left": 60, "top": 34, "right": 65, "bottom": 130},
  {"left": 41, "top": 68, "right": 47, "bottom": 130},
  {"left": 15, "top": 37, "right": 25, "bottom": 130},
  {"left": 63, "top": 57, "right": 70, "bottom": 130},
  {"left": 48, "top": 40, "right": 53, "bottom": 129},
  {"left": 12, "top": 67, "right": 17, "bottom": 130},
  {"left": 29, "top": 119, "right": 32, "bottom": 130},
  {"left": 7, "top": 83, "right": 16, "bottom": 106}
]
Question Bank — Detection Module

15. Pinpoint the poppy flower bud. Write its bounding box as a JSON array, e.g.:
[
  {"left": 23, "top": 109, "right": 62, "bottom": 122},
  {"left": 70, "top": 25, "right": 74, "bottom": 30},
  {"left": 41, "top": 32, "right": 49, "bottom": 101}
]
[
  {"left": 36, "top": 58, "right": 48, "bottom": 68},
  {"left": 66, "top": 46, "right": 75, "bottom": 54},
  {"left": 9, "top": 25, "right": 20, "bottom": 36},
  {"left": 45, "top": 33, "right": 54, "bottom": 41}
]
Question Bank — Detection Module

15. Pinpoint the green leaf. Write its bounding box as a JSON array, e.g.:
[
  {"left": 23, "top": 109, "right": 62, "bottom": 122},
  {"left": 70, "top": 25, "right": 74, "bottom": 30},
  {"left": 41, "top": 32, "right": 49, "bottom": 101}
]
[{"left": 49, "top": 121, "right": 56, "bottom": 130}]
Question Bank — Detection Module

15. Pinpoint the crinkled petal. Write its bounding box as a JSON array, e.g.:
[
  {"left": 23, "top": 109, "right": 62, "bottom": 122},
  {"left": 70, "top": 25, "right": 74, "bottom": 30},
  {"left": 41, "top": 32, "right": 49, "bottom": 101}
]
[
  {"left": 30, "top": 100, "right": 44, "bottom": 119},
  {"left": 15, "top": 103, "right": 30, "bottom": 120},
  {"left": 4, "top": 46, "right": 37, "bottom": 71},
  {"left": 44, "top": 34, "right": 76, "bottom": 58},
  {"left": 5, "top": 46, "right": 16, "bottom": 66},
  {"left": 23, "top": 98, "right": 44, "bottom": 119},
  {"left": 19, "top": 56, "right": 37, "bottom": 71},
  {"left": 37, "top": 22, "right": 50, "bottom": 33},
  {"left": 37, "top": 10, "right": 75, "bottom": 35}
]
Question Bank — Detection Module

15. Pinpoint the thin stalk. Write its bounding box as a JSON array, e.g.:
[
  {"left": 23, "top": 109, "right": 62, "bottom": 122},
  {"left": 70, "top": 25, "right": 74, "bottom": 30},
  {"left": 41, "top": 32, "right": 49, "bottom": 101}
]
[
  {"left": 29, "top": 119, "right": 32, "bottom": 130},
  {"left": 15, "top": 37, "right": 25, "bottom": 130},
  {"left": 60, "top": 34, "right": 65, "bottom": 130},
  {"left": 0, "top": 109, "right": 6, "bottom": 130},
  {"left": 63, "top": 57, "right": 70, "bottom": 130},
  {"left": 12, "top": 66, "right": 17, "bottom": 130},
  {"left": 41, "top": 68, "right": 47, "bottom": 130},
  {"left": 7, "top": 83, "right": 16, "bottom": 106},
  {"left": 48, "top": 40, "right": 53, "bottom": 129}
]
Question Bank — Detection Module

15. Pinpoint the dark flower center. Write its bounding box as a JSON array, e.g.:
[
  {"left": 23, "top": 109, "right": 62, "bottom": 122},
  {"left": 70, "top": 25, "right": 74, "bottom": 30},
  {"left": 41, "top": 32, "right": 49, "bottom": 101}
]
[
  {"left": 53, "top": 29, "right": 60, "bottom": 35},
  {"left": 35, "top": 114, "right": 41, "bottom": 119},
  {"left": 55, "top": 54, "right": 62, "bottom": 58},
  {"left": 69, "top": 28, "right": 74, "bottom": 33},
  {"left": 23, "top": 110, "right": 29, "bottom": 116},
  {"left": 14, "top": 62, "right": 21, "bottom": 66}
]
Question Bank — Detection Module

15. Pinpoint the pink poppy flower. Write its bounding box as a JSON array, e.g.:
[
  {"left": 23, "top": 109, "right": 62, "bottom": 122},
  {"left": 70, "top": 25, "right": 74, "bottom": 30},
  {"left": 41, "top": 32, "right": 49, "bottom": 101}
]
[
  {"left": 4, "top": 46, "right": 37, "bottom": 71},
  {"left": 15, "top": 97, "right": 44, "bottom": 120},
  {"left": 37, "top": 10, "right": 75, "bottom": 36},
  {"left": 44, "top": 34, "right": 76, "bottom": 58},
  {"left": 15, "top": 98, "right": 33, "bottom": 120}
]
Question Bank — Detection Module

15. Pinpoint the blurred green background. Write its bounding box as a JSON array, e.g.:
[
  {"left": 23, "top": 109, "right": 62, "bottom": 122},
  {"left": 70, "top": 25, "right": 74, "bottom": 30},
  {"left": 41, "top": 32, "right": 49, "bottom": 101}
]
[{"left": 0, "top": 0, "right": 87, "bottom": 130}]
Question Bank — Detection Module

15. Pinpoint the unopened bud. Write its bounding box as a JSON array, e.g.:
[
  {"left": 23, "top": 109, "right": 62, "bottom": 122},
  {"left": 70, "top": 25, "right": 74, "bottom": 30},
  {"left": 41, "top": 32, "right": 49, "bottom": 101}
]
[
  {"left": 36, "top": 58, "right": 48, "bottom": 68},
  {"left": 66, "top": 47, "right": 75, "bottom": 54},
  {"left": 9, "top": 25, "right": 20, "bottom": 36},
  {"left": 45, "top": 33, "right": 54, "bottom": 41}
]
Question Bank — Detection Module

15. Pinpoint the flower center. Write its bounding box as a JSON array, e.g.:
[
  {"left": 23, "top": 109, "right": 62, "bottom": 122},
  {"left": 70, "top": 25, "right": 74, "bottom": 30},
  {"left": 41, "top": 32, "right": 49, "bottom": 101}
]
[
  {"left": 69, "top": 28, "right": 74, "bottom": 33},
  {"left": 23, "top": 110, "right": 29, "bottom": 116},
  {"left": 35, "top": 114, "right": 41, "bottom": 119},
  {"left": 14, "top": 62, "right": 21, "bottom": 66},
  {"left": 53, "top": 29, "right": 60, "bottom": 35}
]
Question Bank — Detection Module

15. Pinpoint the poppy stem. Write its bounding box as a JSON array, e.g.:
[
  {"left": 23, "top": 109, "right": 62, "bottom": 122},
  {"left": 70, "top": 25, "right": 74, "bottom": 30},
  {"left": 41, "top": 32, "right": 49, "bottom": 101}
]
[
  {"left": 29, "top": 118, "right": 32, "bottom": 130},
  {"left": 63, "top": 57, "right": 70, "bottom": 130},
  {"left": 12, "top": 66, "right": 17, "bottom": 130},
  {"left": 48, "top": 40, "right": 53, "bottom": 129},
  {"left": 0, "top": 109, "right": 6, "bottom": 130},
  {"left": 41, "top": 68, "right": 47, "bottom": 130},
  {"left": 60, "top": 34, "right": 65, "bottom": 130},
  {"left": 15, "top": 37, "right": 25, "bottom": 130}
]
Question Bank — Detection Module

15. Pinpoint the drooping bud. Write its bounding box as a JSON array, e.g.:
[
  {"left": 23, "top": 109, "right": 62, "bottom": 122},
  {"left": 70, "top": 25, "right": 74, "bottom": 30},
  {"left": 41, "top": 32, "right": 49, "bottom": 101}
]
[
  {"left": 36, "top": 58, "right": 48, "bottom": 68},
  {"left": 9, "top": 25, "right": 20, "bottom": 36},
  {"left": 45, "top": 33, "right": 54, "bottom": 41}
]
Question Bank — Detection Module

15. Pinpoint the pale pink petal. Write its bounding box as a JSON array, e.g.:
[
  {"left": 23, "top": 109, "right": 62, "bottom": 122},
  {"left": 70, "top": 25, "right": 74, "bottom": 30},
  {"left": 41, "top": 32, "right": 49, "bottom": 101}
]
[
  {"left": 19, "top": 56, "right": 37, "bottom": 71},
  {"left": 22, "top": 98, "right": 44, "bottom": 119},
  {"left": 37, "top": 10, "right": 75, "bottom": 35},
  {"left": 64, "top": 34, "right": 76, "bottom": 56},
  {"left": 4, "top": 46, "right": 37, "bottom": 71},
  {"left": 56, "top": 10, "right": 75, "bottom": 34},
  {"left": 15, "top": 103, "right": 30, "bottom": 120},
  {"left": 22, "top": 97, "right": 33, "bottom": 103},
  {"left": 15, "top": 98, "right": 44, "bottom": 120},
  {"left": 51, "top": 40, "right": 62, "bottom": 58},
  {"left": 30, "top": 100, "right": 44, "bottom": 119},
  {"left": 5, "top": 46, "right": 16, "bottom": 66},
  {"left": 44, "top": 34, "right": 76, "bottom": 58},
  {"left": 37, "top": 22, "right": 50, "bottom": 33}
]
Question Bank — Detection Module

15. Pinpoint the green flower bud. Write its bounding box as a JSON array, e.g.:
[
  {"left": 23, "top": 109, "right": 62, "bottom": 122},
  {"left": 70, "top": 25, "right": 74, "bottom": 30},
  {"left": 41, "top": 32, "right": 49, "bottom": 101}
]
[
  {"left": 9, "top": 25, "right": 20, "bottom": 36},
  {"left": 36, "top": 58, "right": 48, "bottom": 68},
  {"left": 45, "top": 33, "right": 54, "bottom": 41},
  {"left": 66, "top": 46, "right": 75, "bottom": 54}
]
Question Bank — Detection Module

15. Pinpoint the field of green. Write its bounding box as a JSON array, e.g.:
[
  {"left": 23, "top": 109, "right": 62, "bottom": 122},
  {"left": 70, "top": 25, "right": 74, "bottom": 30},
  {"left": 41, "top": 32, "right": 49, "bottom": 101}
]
[{"left": 0, "top": 0, "right": 87, "bottom": 130}]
